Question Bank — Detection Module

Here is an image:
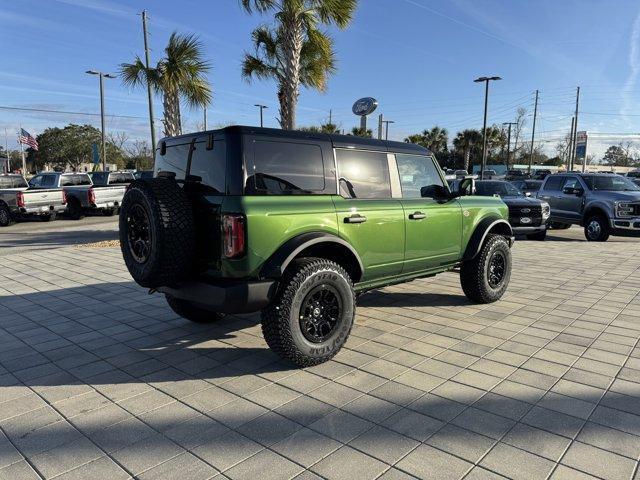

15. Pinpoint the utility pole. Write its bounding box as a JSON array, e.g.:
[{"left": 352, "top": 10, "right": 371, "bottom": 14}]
[
  {"left": 329, "top": 109, "right": 332, "bottom": 125},
  {"left": 4, "top": 128, "right": 8, "bottom": 173},
  {"left": 86, "top": 70, "right": 116, "bottom": 171},
  {"left": 568, "top": 116, "right": 575, "bottom": 171},
  {"left": 528, "top": 89, "right": 539, "bottom": 175},
  {"left": 382, "top": 120, "right": 395, "bottom": 140},
  {"left": 502, "top": 122, "right": 517, "bottom": 170},
  {"left": 377, "top": 114, "right": 383, "bottom": 140},
  {"left": 203, "top": 108, "right": 207, "bottom": 131},
  {"left": 254, "top": 104, "right": 267, "bottom": 127},
  {"left": 141, "top": 10, "right": 157, "bottom": 162},
  {"left": 474, "top": 76, "right": 502, "bottom": 179}
]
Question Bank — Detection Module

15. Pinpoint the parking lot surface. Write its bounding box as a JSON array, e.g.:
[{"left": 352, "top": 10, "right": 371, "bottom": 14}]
[{"left": 0, "top": 229, "right": 639, "bottom": 479}]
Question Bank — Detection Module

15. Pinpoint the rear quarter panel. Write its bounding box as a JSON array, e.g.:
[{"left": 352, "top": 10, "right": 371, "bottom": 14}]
[
  {"left": 457, "top": 196, "right": 509, "bottom": 247},
  {"left": 220, "top": 195, "right": 339, "bottom": 278}
]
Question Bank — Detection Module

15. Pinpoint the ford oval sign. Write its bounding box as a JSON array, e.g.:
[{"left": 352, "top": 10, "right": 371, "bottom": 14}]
[{"left": 352, "top": 97, "right": 378, "bottom": 116}]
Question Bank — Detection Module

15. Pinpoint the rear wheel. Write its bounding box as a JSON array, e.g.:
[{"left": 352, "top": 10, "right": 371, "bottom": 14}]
[
  {"left": 41, "top": 212, "right": 56, "bottom": 222},
  {"left": 67, "top": 198, "right": 84, "bottom": 220},
  {"left": 526, "top": 230, "right": 546, "bottom": 241},
  {"left": 549, "top": 221, "right": 571, "bottom": 230},
  {"left": 103, "top": 208, "right": 116, "bottom": 217},
  {"left": 0, "top": 205, "right": 12, "bottom": 227},
  {"left": 584, "top": 215, "right": 609, "bottom": 242},
  {"left": 261, "top": 257, "right": 355, "bottom": 367},
  {"left": 460, "top": 234, "right": 511, "bottom": 303},
  {"left": 165, "top": 294, "right": 224, "bottom": 323}
]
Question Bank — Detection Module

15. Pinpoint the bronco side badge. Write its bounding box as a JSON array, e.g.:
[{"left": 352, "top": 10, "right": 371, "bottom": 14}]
[{"left": 463, "top": 210, "right": 470, "bottom": 217}]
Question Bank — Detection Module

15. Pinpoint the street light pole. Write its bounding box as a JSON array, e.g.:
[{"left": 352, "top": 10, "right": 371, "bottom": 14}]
[
  {"left": 502, "top": 122, "right": 517, "bottom": 170},
  {"left": 86, "top": 70, "right": 116, "bottom": 171},
  {"left": 474, "top": 76, "right": 501, "bottom": 179},
  {"left": 141, "top": 10, "right": 157, "bottom": 162},
  {"left": 382, "top": 120, "right": 395, "bottom": 140},
  {"left": 254, "top": 104, "right": 268, "bottom": 127}
]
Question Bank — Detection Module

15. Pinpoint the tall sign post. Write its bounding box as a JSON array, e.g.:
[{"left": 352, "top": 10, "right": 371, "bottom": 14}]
[
  {"left": 352, "top": 97, "right": 378, "bottom": 135},
  {"left": 575, "top": 131, "right": 587, "bottom": 172}
]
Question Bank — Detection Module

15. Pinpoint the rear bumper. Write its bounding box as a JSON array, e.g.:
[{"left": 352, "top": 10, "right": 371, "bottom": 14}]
[
  {"left": 16, "top": 204, "right": 66, "bottom": 215},
  {"left": 89, "top": 201, "right": 120, "bottom": 210},
  {"left": 157, "top": 278, "right": 278, "bottom": 314}
]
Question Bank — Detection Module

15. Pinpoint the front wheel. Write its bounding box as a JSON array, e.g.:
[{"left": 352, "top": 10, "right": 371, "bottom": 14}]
[
  {"left": 584, "top": 215, "right": 609, "bottom": 242},
  {"left": 261, "top": 257, "right": 356, "bottom": 367},
  {"left": 165, "top": 294, "right": 224, "bottom": 323},
  {"left": 460, "top": 234, "right": 512, "bottom": 304}
]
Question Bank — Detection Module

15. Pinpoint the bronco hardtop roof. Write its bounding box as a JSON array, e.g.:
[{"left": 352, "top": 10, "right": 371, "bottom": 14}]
[{"left": 162, "top": 125, "right": 432, "bottom": 156}]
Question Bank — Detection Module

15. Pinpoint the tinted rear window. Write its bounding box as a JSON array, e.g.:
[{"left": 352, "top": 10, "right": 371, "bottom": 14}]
[
  {"left": 158, "top": 140, "right": 226, "bottom": 194},
  {"left": 245, "top": 140, "right": 325, "bottom": 195}
]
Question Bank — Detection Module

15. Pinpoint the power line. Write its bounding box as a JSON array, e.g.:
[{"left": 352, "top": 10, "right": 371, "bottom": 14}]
[{"left": 0, "top": 105, "right": 150, "bottom": 120}]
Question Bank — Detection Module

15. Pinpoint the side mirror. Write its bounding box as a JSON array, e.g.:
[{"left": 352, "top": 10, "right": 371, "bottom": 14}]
[
  {"left": 563, "top": 186, "right": 583, "bottom": 196},
  {"left": 421, "top": 184, "right": 448, "bottom": 200},
  {"left": 455, "top": 177, "right": 476, "bottom": 197}
]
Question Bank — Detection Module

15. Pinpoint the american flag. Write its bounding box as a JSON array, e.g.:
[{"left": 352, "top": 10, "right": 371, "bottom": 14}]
[{"left": 18, "top": 128, "right": 38, "bottom": 151}]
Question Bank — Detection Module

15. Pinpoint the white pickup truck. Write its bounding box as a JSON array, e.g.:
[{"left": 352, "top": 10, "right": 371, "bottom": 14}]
[
  {"left": 0, "top": 174, "right": 66, "bottom": 226},
  {"left": 62, "top": 171, "right": 135, "bottom": 219}
]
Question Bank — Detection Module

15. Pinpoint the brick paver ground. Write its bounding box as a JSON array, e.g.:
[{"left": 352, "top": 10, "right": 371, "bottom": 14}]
[{"left": 1, "top": 229, "right": 639, "bottom": 479}]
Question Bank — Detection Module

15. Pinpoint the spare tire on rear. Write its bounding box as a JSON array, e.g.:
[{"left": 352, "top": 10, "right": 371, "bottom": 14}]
[{"left": 119, "top": 178, "right": 195, "bottom": 288}]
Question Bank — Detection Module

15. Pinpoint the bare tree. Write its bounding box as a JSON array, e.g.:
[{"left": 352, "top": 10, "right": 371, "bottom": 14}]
[{"left": 511, "top": 107, "right": 527, "bottom": 160}]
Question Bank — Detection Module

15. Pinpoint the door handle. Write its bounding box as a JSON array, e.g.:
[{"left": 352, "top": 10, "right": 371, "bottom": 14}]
[
  {"left": 344, "top": 214, "right": 367, "bottom": 224},
  {"left": 409, "top": 211, "right": 426, "bottom": 220}
]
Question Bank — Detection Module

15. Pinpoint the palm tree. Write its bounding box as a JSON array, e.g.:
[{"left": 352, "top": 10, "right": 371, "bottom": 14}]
[
  {"left": 453, "top": 129, "right": 482, "bottom": 172},
  {"left": 423, "top": 126, "right": 448, "bottom": 154},
  {"left": 120, "top": 32, "right": 212, "bottom": 137},
  {"left": 241, "top": 0, "right": 357, "bottom": 130},
  {"left": 351, "top": 127, "right": 372, "bottom": 138}
]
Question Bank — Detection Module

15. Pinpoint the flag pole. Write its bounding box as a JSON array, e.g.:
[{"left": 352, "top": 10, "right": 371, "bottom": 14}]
[
  {"left": 18, "top": 126, "right": 26, "bottom": 174},
  {"left": 3, "top": 128, "right": 8, "bottom": 173}
]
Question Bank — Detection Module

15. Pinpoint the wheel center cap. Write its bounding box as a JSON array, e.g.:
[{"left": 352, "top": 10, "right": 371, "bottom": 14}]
[{"left": 313, "top": 307, "right": 321, "bottom": 317}]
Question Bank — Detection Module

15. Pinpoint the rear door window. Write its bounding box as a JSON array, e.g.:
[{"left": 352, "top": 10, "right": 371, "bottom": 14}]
[
  {"left": 336, "top": 149, "right": 391, "bottom": 199},
  {"left": 543, "top": 176, "right": 564, "bottom": 191},
  {"left": 246, "top": 140, "right": 325, "bottom": 195}
]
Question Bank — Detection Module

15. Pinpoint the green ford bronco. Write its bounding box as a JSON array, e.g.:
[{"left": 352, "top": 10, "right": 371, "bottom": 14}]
[{"left": 119, "top": 126, "right": 513, "bottom": 367}]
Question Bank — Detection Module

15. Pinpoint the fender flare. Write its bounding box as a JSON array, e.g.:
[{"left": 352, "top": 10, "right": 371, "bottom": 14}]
[
  {"left": 582, "top": 202, "right": 611, "bottom": 224},
  {"left": 260, "top": 232, "right": 364, "bottom": 280},
  {"left": 463, "top": 217, "right": 513, "bottom": 261}
]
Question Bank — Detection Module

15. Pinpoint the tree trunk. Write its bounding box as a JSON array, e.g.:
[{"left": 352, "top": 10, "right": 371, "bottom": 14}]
[
  {"left": 163, "top": 90, "right": 182, "bottom": 137},
  {"left": 464, "top": 148, "right": 471, "bottom": 172},
  {"left": 280, "top": 15, "right": 304, "bottom": 130}
]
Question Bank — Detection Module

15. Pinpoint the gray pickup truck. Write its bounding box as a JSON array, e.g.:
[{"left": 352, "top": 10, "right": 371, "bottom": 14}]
[
  {"left": 64, "top": 171, "right": 134, "bottom": 219},
  {"left": 537, "top": 172, "right": 640, "bottom": 241},
  {"left": 0, "top": 174, "right": 66, "bottom": 226}
]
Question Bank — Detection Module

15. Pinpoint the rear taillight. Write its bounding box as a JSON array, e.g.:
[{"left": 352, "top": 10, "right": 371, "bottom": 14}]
[
  {"left": 16, "top": 192, "right": 25, "bottom": 208},
  {"left": 88, "top": 187, "right": 96, "bottom": 205},
  {"left": 222, "top": 214, "right": 245, "bottom": 258},
  {"left": 62, "top": 190, "right": 67, "bottom": 205}
]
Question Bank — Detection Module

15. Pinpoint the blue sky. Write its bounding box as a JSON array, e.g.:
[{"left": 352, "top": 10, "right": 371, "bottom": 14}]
[{"left": 2, "top": 0, "right": 640, "bottom": 159}]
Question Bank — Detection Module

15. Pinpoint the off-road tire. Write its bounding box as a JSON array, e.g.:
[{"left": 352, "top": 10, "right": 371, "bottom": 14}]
[
  {"left": 261, "top": 257, "right": 356, "bottom": 367},
  {"left": 460, "top": 234, "right": 511, "bottom": 303},
  {"left": 526, "top": 230, "right": 546, "bottom": 241},
  {"left": 584, "top": 215, "right": 610, "bottom": 242},
  {"left": 67, "top": 198, "right": 84, "bottom": 220},
  {"left": 165, "top": 294, "right": 224, "bottom": 323},
  {"left": 0, "top": 204, "right": 12, "bottom": 227},
  {"left": 119, "top": 178, "right": 195, "bottom": 288}
]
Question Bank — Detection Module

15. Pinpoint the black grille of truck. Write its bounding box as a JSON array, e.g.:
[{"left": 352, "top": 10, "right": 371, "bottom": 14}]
[{"left": 508, "top": 205, "right": 542, "bottom": 226}]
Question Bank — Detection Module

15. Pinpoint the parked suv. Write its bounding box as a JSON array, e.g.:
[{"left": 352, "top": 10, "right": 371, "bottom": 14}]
[
  {"left": 119, "top": 126, "right": 514, "bottom": 367},
  {"left": 475, "top": 180, "right": 550, "bottom": 240},
  {"left": 537, "top": 173, "right": 640, "bottom": 241}
]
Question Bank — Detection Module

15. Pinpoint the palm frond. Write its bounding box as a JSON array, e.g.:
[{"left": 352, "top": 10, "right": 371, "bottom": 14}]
[
  {"left": 313, "top": 0, "right": 357, "bottom": 29},
  {"left": 240, "top": 0, "right": 278, "bottom": 13},
  {"left": 119, "top": 57, "right": 155, "bottom": 89},
  {"left": 242, "top": 53, "right": 279, "bottom": 82},
  {"left": 299, "top": 28, "right": 335, "bottom": 91}
]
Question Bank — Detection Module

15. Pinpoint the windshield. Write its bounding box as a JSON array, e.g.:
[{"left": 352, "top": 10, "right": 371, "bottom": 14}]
[
  {"left": 584, "top": 175, "right": 640, "bottom": 191},
  {"left": 476, "top": 181, "right": 523, "bottom": 197}
]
